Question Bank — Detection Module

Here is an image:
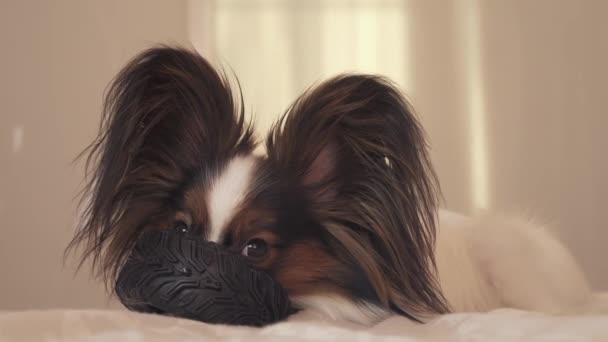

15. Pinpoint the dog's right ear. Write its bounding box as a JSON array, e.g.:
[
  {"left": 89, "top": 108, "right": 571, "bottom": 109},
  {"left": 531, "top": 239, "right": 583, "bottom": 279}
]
[{"left": 67, "top": 46, "right": 254, "bottom": 285}]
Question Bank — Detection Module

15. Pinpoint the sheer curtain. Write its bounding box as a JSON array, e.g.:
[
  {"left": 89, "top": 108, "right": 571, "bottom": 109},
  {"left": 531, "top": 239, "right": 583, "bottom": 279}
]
[{"left": 189, "top": 0, "right": 608, "bottom": 289}]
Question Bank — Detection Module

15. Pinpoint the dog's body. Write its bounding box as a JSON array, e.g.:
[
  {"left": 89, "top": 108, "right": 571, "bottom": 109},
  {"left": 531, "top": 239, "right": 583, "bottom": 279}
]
[{"left": 69, "top": 46, "right": 607, "bottom": 326}]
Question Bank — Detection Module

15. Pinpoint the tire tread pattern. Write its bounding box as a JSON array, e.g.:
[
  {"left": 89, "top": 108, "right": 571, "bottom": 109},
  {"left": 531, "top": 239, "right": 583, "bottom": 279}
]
[{"left": 115, "top": 230, "right": 293, "bottom": 326}]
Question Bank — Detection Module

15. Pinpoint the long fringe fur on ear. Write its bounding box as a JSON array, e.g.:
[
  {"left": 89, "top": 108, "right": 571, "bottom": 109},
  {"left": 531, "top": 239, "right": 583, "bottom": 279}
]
[
  {"left": 267, "top": 75, "right": 450, "bottom": 320},
  {"left": 66, "top": 46, "right": 254, "bottom": 286}
]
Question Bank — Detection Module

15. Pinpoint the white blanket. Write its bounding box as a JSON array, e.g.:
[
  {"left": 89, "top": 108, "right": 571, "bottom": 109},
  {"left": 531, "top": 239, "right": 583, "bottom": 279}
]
[{"left": 0, "top": 309, "right": 606, "bottom": 341}]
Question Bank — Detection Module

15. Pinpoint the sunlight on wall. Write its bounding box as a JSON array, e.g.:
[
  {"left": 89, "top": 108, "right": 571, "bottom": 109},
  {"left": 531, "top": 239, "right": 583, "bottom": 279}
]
[
  {"left": 321, "top": 1, "right": 409, "bottom": 91},
  {"left": 461, "top": 0, "right": 489, "bottom": 210},
  {"left": 355, "top": 9, "right": 378, "bottom": 70},
  {"left": 211, "top": 0, "right": 295, "bottom": 139},
  {"left": 206, "top": 0, "right": 410, "bottom": 141}
]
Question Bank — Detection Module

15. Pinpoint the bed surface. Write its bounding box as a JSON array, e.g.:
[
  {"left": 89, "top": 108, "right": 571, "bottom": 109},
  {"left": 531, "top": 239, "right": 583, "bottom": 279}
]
[{"left": 1, "top": 308, "right": 606, "bottom": 341}]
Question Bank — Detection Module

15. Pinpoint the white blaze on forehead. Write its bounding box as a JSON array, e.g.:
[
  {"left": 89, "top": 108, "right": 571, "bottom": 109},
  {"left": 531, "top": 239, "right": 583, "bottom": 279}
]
[{"left": 207, "top": 155, "right": 256, "bottom": 242}]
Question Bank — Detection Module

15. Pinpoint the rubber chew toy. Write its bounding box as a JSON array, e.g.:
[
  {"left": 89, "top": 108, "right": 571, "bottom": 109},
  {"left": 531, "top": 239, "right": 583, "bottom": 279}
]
[{"left": 115, "top": 230, "right": 294, "bottom": 326}]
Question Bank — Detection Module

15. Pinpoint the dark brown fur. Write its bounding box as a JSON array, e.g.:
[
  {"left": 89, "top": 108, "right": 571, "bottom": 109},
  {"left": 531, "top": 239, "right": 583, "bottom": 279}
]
[
  {"left": 67, "top": 46, "right": 255, "bottom": 282},
  {"left": 67, "top": 46, "right": 449, "bottom": 322},
  {"left": 266, "top": 75, "right": 450, "bottom": 319}
]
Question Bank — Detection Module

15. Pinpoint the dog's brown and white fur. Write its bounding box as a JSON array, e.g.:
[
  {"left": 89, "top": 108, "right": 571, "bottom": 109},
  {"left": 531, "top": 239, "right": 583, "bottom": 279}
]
[{"left": 69, "top": 46, "right": 607, "bottom": 325}]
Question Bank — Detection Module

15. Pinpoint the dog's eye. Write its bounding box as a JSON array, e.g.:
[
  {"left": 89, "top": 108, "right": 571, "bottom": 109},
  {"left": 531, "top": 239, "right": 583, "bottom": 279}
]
[
  {"left": 174, "top": 221, "right": 190, "bottom": 234},
  {"left": 241, "top": 239, "right": 269, "bottom": 260}
]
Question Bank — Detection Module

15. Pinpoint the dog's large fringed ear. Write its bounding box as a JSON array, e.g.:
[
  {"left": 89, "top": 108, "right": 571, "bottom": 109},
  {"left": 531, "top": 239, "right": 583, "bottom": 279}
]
[
  {"left": 67, "top": 46, "right": 254, "bottom": 285},
  {"left": 266, "top": 75, "right": 449, "bottom": 320}
]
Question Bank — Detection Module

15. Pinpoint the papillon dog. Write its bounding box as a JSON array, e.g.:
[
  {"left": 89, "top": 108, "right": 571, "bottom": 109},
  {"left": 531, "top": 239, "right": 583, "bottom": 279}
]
[{"left": 69, "top": 46, "right": 607, "bottom": 324}]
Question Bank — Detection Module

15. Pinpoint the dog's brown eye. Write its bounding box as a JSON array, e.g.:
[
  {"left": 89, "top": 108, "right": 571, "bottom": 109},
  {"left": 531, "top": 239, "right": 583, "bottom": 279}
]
[{"left": 241, "top": 239, "right": 269, "bottom": 260}]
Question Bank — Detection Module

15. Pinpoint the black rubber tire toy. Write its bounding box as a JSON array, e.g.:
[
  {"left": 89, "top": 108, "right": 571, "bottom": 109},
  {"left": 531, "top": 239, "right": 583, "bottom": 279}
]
[{"left": 115, "top": 230, "right": 294, "bottom": 326}]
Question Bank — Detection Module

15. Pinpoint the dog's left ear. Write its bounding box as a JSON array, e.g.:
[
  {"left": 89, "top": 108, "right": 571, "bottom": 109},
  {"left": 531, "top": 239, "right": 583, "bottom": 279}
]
[
  {"left": 266, "top": 75, "right": 449, "bottom": 320},
  {"left": 67, "top": 46, "right": 255, "bottom": 285}
]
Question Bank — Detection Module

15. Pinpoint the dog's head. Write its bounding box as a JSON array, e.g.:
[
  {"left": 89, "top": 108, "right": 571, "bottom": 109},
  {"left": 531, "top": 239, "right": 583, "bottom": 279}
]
[{"left": 69, "top": 46, "right": 449, "bottom": 324}]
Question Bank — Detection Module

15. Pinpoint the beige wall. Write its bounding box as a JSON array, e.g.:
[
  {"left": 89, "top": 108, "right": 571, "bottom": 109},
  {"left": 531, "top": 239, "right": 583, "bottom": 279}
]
[
  {"left": 1, "top": 0, "right": 606, "bottom": 311},
  {"left": 0, "top": 0, "right": 188, "bottom": 309}
]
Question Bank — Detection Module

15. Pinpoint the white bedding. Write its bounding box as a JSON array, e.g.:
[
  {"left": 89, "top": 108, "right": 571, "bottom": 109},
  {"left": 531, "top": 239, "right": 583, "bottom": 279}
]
[{"left": 1, "top": 309, "right": 607, "bottom": 341}]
